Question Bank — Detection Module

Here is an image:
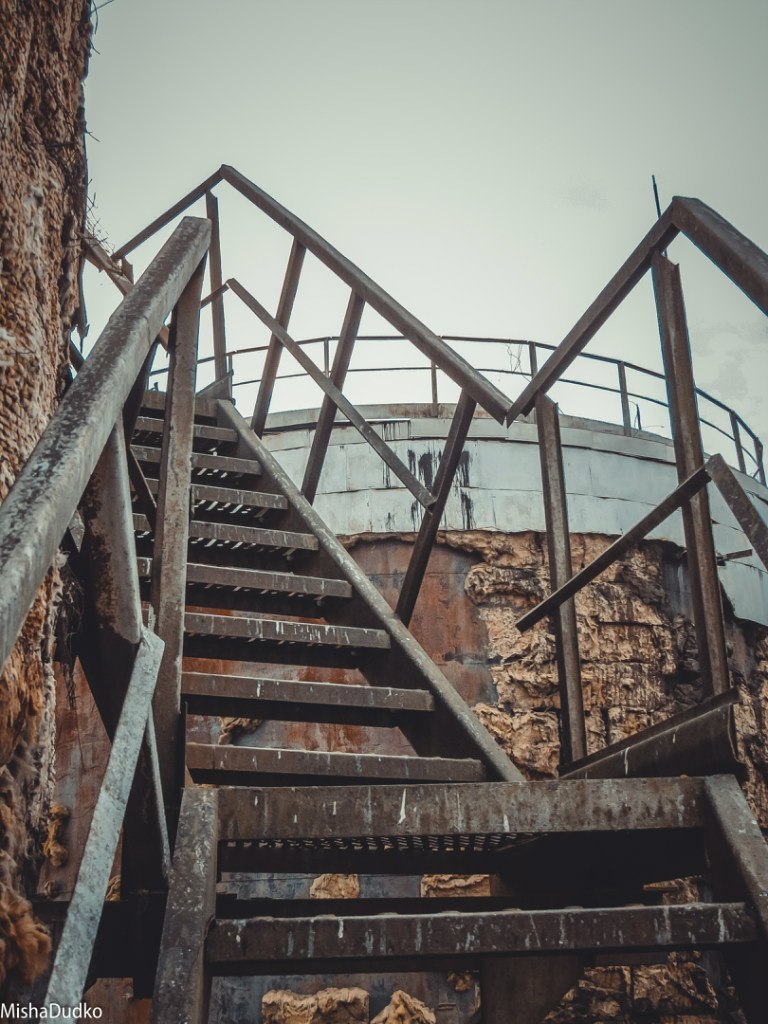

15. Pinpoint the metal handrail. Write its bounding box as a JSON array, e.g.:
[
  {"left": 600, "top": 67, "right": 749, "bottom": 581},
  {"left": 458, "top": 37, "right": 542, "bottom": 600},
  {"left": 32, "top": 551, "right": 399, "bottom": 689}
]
[
  {"left": 112, "top": 165, "right": 512, "bottom": 424},
  {"left": 0, "top": 217, "right": 210, "bottom": 675},
  {"left": 147, "top": 332, "right": 763, "bottom": 480}
]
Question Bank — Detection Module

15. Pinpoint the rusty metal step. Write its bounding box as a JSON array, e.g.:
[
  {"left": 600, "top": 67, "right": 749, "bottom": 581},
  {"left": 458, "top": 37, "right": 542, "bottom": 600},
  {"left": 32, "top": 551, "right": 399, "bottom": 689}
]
[
  {"left": 183, "top": 611, "right": 390, "bottom": 668},
  {"left": 140, "top": 389, "right": 219, "bottom": 422},
  {"left": 187, "top": 742, "right": 484, "bottom": 786},
  {"left": 133, "top": 515, "right": 317, "bottom": 554},
  {"left": 133, "top": 416, "right": 238, "bottom": 451},
  {"left": 131, "top": 444, "right": 262, "bottom": 480},
  {"left": 140, "top": 557, "right": 348, "bottom": 600},
  {"left": 204, "top": 902, "right": 756, "bottom": 975},
  {"left": 181, "top": 671, "right": 433, "bottom": 725},
  {"left": 142, "top": 477, "right": 287, "bottom": 522}
]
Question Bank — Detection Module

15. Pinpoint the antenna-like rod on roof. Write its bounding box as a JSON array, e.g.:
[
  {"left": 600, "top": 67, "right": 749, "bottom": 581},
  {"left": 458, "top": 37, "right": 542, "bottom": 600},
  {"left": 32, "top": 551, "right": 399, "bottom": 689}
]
[
  {"left": 652, "top": 174, "right": 667, "bottom": 257},
  {"left": 651, "top": 174, "right": 663, "bottom": 220}
]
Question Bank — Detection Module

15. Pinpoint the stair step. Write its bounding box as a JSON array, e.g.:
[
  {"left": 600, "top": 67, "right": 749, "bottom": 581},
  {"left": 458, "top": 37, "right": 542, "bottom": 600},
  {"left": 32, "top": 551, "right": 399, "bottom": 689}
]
[
  {"left": 143, "top": 478, "right": 287, "bottom": 519},
  {"left": 134, "top": 416, "right": 238, "bottom": 446},
  {"left": 205, "top": 902, "right": 756, "bottom": 974},
  {"left": 141, "top": 389, "right": 219, "bottom": 421},
  {"left": 185, "top": 613, "right": 388, "bottom": 647},
  {"left": 139, "top": 559, "right": 348, "bottom": 598},
  {"left": 181, "top": 672, "right": 433, "bottom": 725},
  {"left": 131, "top": 445, "right": 262, "bottom": 478},
  {"left": 133, "top": 515, "right": 317, "bottom": 552},
  {"left": 183, "top": 612, "right": 390, "bottom": 667},
  {"left": 187, "top": 743, "right": 485, "bottom": 785},
  {"left": 215, "top": 896, "right": 540, "bottom": 918}
]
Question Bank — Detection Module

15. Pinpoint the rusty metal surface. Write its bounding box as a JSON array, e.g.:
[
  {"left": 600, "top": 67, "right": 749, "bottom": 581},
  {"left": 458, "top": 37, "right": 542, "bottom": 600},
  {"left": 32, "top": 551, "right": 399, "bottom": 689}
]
[
  {"left": 217, "top": 777, "right": 706, "bottom": 841},
  {"left": 536, "top": 395, "right": 586, "bottom": 763},
  {"left": 708, "top": 453, "right": 768, "bottom": 571},
  {"left": 150, "top": 256, "right": 206, "bottom": 808},
  {"left": 653, "top": 251, "right": 729, "bottom": 697},
  {"left": 250, "top": 239, "right": 306, "bottom": 436},
  {"left": 397, "top": 390, "right": 477, "bottom": 626},
  {"left": 564, "top": 692, "right": 742, "bottom": 780},
  {"left": 182, "top": 671, "right": 433, "bottom": 723},
  {"left": 206, "top": 903, "right": 756, "bottom": 973},
  {"left": 517, "top": 464, "right": 711, "bottom": 631},
  {"left": 151, "top": 788, "right": 218, "bottom": 1024},
  {"left": 302, "top": 291, "right": 366, "bottom": 502},
  {"left": 45, "top": 629, "right": 164, "bottom": 1011},
  {"left": 205, "top": 191, "right": 228, "bottom": 383},
  {"left": 188, "top": 743, "right": 485, "bottom": 785}
]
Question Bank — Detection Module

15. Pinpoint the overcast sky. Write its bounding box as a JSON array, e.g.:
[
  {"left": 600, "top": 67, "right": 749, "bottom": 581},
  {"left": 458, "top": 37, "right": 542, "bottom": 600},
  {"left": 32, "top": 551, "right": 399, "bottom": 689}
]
[{"left": 83, "top": 0, "right": 768, "bottom": 464}]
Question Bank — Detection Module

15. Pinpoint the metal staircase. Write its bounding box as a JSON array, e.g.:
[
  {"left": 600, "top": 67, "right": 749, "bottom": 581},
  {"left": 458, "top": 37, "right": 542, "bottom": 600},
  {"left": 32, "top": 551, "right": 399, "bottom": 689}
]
[{"left": 2, "top": 170, "right": 768, "bottom": 1021}]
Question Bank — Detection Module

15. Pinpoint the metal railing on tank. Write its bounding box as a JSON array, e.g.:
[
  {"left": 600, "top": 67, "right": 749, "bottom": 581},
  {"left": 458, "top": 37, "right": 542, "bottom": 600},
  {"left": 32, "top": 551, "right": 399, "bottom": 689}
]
[{"left": 144, "top": 332, "right": 766, "bottom": 485}]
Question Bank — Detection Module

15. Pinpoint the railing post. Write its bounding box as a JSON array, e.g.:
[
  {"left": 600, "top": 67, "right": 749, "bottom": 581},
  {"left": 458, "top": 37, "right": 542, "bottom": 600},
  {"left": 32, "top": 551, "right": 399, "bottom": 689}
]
[
  {"left": 651, "top": 252, "right": 729, "bottom": 697},
  {"left": 302, "top": 293, "right": 364, "bottom": 503},
  {"left": 430, "top": 361, "right": 439, "bottom": 415},
  {"left": 536, "top": 394, "right": 587, "bottom": 764},
  {"left": 528, "top": 341, "right": 538, "bottom": 376},
  {"left": 730, "top": 411, "right": 747, "bottom": 474},
  {"left": 205, "top": 192, "right": 228, "bottom": 389},
  {"left": 755, "top": 437, "right": 766, "bottom": 485},
  {"left": 396, "top": 391, "right": 476, "bottom": 626},
  {"left": 250, "top": 238, "right": 305, "bottom": 435},
  {"left": 618, "top": 361, "right": 632, "bottom": 435},
  {"left": 151, "top": 256, "right": 207, "bottom": 828}
]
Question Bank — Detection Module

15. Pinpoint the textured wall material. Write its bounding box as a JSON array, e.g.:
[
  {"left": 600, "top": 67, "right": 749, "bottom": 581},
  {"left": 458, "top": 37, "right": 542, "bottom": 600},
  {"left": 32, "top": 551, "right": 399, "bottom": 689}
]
[{"left": 0, "top": 0, "right": 90, "bottom": 991}]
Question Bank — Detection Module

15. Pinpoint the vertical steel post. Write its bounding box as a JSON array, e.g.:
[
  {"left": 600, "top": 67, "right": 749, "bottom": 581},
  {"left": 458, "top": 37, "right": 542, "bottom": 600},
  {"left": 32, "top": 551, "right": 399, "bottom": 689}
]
[
  {"left": 651, "top": 252, "right": 729, "bottom": 696},
  {"left": 618, "top": 361, "right": 632, "bottom": 435},
  {"left": 205, "top": 192, "right": 228, "bottom": 387},
  {"left": 430, "top": 361, "right": 439, "bottom": 414},
  {"left": 536, "top": 394, "right": 587, "bottom": 763},
  {"left": 396, "top": 391, "right": 476, "bottom": 626},
  {"left": 301, "top": 292, "right": 364, "bottom": 503},
  {"left": 755, "top": 437, "right": 766, "bottom": 485},
  {"left": 251, "top": 238, "right": 306, "bottom": 435},
  {"left": 730, "top": 411, "right": 747, "bottom": 474},
  {"left": 151, "top": 256, "right": 207, "bottom": 824},
  {"left": 528, "top": 342, "right": 539, "bottom": 376}
]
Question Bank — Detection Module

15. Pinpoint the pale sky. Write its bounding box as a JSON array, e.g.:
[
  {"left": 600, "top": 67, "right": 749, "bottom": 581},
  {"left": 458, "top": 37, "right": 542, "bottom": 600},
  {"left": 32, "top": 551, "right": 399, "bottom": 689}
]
[{"left": 83, "top": 0, "right": 768, "bottom": 466}]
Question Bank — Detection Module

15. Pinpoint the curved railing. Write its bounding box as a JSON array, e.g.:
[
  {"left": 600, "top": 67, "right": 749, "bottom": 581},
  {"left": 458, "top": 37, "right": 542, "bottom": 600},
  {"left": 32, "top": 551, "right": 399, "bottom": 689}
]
[{"left": 145, "top": 332, "right": 765, "bottom": 483}]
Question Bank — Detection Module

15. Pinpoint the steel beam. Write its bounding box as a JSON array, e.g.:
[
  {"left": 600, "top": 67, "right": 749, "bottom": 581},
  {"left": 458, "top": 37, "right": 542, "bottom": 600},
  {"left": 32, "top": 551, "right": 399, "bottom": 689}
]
[
  {"left": 707, "top": 454, "right": 768, "bottom": 572},
  {"left": 206, "top": 903, "right": 756, "bottom": 973},
  {"left": 536, "top": 395, "right": 586, "bottom": 763},
  {"left": 397, "top": 391, "right": 477, "bottom": 625},
  {"left": 250, "top": 239, "right": 305, "bottom": 436},
  {"left": 652, "top": 252, "right": 729, "bottom": 696},
  {"left": 45, "top": 629, "right": 164, "bottom": 1011},
  {"left": 205, "top": 192, "right": 228, "bottom": 385},
  {"left": 302, "top": 291, "right": 365, "bottom": 502},
  {"left": 517, "top": 464, "right": 710, "bottom": 631},
  {"left": 217, "top": 777, "right": 706, "bottom": 840},
  {"left": 151, "top": 256, "right": 206, "bottom": 815},
  {"left": 151, "top": 788, "right": 218, "bottom": 1024},
  {"left": 563, "top": 691, "right": 742, "bottom": 780}
]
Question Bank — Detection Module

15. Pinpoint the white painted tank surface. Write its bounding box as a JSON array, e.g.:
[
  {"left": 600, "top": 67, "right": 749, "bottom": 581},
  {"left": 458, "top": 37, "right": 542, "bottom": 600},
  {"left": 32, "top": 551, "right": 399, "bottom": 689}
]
[{"left": 261, "top": 403, "right": 768, "bottom": 627}]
